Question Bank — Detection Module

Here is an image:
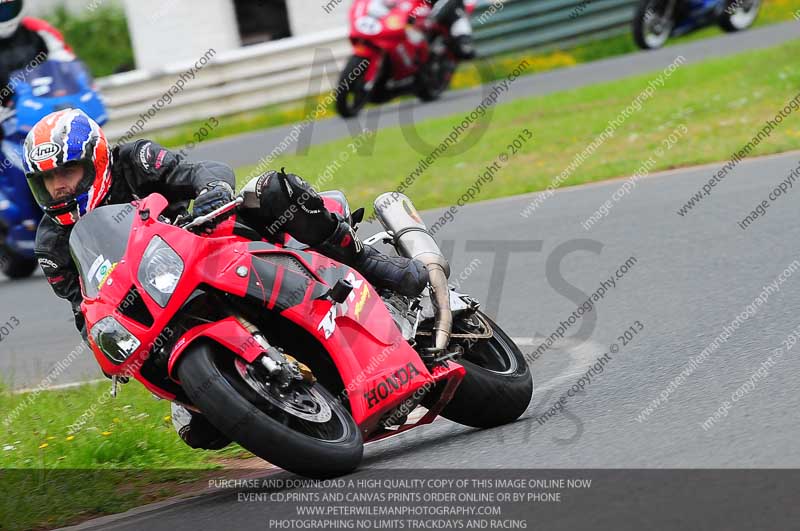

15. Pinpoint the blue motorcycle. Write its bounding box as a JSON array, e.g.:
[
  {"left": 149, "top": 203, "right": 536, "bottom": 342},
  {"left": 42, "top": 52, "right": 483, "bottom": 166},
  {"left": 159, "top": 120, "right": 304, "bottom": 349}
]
[
  {"left": 0, "top": 59, "right": 107, "bottom": 278},
  {"left": 633, "top": 0, "right": 761, "bottom": 49}
]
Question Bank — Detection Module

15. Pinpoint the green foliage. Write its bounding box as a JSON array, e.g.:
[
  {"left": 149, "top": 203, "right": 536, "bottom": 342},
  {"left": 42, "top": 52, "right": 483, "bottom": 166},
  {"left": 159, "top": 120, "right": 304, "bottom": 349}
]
[
  {"left": 0, "top": 381, "right": 250, "bottom": 530},
  {"left": 45, "top": 5, "right": 134, "bottom": 77}
]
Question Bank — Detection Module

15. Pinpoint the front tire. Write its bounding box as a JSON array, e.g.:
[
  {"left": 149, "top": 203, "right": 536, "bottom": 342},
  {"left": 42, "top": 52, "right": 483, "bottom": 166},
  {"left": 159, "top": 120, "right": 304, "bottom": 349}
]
[
  {"left": 718, "top": 0, "right": 760, "bottom": 32},
  {"left": 440, "top": 312, "right": 533, "bottom": 428},
  {"left": 336, "top": 55, "right": 373, "bottom": 119},
  {"left": 177, "top": 341, "right": 363, "bottom": 478},
  {"left": 633, "top": 0, "right": 674, "bottom": 50},
  {"left": 0, "top": 246, "right": 37, "bottom": 279},
  {"left": 415, "top": 38, "right": 456, "bottom": 102}
]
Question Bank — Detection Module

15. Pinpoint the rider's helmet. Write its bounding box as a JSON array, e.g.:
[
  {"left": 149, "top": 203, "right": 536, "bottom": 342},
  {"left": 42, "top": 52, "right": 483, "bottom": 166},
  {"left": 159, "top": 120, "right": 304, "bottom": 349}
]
[
  {"left": 23, "top": 108, "right": 113, "bottom": 226},
  {"left": 0, "top": 0, "right": 23, "bottom": 39}
]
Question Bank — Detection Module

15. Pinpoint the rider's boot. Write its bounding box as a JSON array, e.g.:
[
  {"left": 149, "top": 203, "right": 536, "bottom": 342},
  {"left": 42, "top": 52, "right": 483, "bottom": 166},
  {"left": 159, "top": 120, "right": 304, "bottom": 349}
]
[
  {"left": 450, "top": 16, "right": 476, "bottom": 60},
  {"left": 315, "top": 216, "right": 429, "bottom": 298},
  {"left": 171, "top": 403, "right": 231, "bottom": 450}
]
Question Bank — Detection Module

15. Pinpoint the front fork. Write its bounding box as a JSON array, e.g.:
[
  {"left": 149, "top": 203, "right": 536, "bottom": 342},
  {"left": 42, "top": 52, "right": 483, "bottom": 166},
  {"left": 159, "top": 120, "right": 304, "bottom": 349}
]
[{"left": 235, "top": 315, "right": 315, "bottom": 387}]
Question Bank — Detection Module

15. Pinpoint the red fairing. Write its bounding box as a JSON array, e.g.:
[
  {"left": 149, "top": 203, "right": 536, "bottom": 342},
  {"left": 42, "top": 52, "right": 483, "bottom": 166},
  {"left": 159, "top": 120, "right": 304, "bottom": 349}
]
[
  {"left": 82, "top": 195, "right": 251, "bottom": 386},
  {"left": 279, "top": 262, "right": 434, "bottom": 429},
  {"left": 21, "top": 17, "right": 74, "bottom": 54},
  {"left": 167, "top": 317, "right": 266, "bottom": 379},
  {"left": 346, "top": 0, "right": 453, "bottom": 82},
  {"left": 81, "top": 194, "right": 465, "bottom": 441},
  {"left": 321, "top": 195, "right": 346, "bottom": 218}
]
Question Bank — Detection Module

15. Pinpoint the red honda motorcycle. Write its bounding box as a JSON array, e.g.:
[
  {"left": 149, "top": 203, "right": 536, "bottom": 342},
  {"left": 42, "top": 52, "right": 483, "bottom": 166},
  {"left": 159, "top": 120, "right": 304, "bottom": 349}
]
[
  {"left": 70, "top": 180, "right": 531, "bottom": 478},
  {"left": 336, "top": 0, "right": 476, "bottom": 118}
]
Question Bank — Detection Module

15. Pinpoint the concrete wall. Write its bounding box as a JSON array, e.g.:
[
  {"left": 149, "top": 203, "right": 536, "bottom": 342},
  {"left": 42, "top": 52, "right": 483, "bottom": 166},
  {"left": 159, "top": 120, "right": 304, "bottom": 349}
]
[
  {"left": 121, "top": 0, "right": 241, "bottom": 71},
  {"left": 26, "top": 0, "right": 348, "bottom": 72},
  {"left": 285, "top": 0, "right": 349, "bottom": 36},
  {"left": 26, "top": 0, "right": 123, "bottom": 16}
]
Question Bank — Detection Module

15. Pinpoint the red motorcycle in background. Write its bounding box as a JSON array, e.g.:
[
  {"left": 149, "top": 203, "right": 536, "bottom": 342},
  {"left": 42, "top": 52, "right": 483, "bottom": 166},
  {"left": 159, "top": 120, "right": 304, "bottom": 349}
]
[
  {"left": 71, "top": 179, "right": 532, "bottom": 478},
  {"left": 336, "top": 0, "right": 476, "bottom": 117}
]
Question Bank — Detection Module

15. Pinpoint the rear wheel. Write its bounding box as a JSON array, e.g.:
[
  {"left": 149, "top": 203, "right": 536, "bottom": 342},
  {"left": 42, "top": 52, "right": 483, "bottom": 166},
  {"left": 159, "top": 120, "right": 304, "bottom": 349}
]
[
  {"left": 633, "top": 0, "right": 674, "bottom": 50},
  {"left": 0, "top": 246, "right": 37, "bottom": 279},
  {"left": 718, "top": 0, "right": 760, "bottom": 32},
  {"left": 439, "top": 312, "right": 533, "bottom": 428},
  {"left": 177, "top": 341, "right": 363, "bottom": 478},
  {"left": 336, "top": 55, "right": 373, "bottom": 118}
]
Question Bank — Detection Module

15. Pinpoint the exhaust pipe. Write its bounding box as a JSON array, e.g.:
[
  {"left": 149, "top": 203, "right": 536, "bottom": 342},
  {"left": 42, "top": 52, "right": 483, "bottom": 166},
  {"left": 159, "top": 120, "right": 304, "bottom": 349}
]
[{"left": 374, "top": 193, "right": 452, "bottom": 353}]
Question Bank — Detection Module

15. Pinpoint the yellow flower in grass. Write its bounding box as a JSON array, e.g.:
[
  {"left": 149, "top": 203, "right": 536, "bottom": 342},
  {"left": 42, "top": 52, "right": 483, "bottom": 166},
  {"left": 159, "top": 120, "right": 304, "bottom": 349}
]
[
  {"left": 38, "top": 443, "right": 48, "bottom": 449},
  {"left": 101, "top": 431, "right": 112, "bottom": 437},
  {"left": 65, "top": 436, "right": 75, "bottom": 442},
  {"left": 163, "top": 415, "right": 171, "bottom": 422},
  {"left": 47, "top": 436, "right": 56, "bottom": 440}
]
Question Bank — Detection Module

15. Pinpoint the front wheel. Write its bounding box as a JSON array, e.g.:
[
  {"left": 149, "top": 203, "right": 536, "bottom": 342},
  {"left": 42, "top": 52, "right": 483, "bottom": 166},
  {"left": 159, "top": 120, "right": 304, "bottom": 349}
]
[
  {"left": 633, "top": 0, "right": 675, "bottom": 50},
  {"left": 0, "top": 246, "right": 37, "bottom": 279},
  {"left": 439, "top": 312, "right": 533, "bottom": 428},
  {"left": 336, "top": 55, "right": 373, "bottom": 118},
  {"left": 718, "top": 0, "right": 760, "bottom": 32},
  {"left": 415, "top": 39, "right": 456, "bottom": 102},
  {"left": 177, "top": 341, "right": 363, "bottom": 478}
]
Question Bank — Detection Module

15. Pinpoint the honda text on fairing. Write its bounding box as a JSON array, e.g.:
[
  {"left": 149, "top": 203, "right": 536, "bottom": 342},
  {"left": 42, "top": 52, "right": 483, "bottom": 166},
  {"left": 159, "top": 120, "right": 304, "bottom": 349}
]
[
  {"left": 336, "top": 0, "right": 476, "bottom": 118},
  {"left": 633, "top": 0, "right": 761, "bottom": 50},
  {"left": 71, "top": 182, "right": 532, "bottom": 478},
  {"left": 0, "top": 59, "right": 106, "bottom": 278}
]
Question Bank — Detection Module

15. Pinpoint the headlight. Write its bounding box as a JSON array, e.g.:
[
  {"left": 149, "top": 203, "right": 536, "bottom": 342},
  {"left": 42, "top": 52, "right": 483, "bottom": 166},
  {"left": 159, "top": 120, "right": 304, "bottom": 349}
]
[
  {"left": 138, "top": 236, "right": 184, "bottom": 307},
  {"left": 91, "top": 317, "right": 141, "bottom": 365}
]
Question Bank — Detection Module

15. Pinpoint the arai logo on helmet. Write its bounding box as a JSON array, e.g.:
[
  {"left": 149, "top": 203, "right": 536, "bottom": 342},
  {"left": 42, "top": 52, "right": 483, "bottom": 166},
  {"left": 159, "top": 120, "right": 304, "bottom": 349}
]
[{"left": 29, "top": 142, "right": 62, "bottom": 162}]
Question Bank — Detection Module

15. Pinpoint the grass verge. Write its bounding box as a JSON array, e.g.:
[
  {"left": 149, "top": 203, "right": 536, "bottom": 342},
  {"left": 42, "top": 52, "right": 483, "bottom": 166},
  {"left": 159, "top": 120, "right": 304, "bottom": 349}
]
[
  {"left": 232, "top": 38, "right": 800, "bottom": 216},
  {"left": 154, "top": 0, "right": 800, "bottom": 148},
  {"left": 0, "top": 382, "right": 251, "bottom": 531}
]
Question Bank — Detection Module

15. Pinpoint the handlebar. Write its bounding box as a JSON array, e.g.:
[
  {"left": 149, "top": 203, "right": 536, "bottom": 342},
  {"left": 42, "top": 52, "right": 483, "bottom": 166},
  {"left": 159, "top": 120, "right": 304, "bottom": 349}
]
[{"left": 179, "top": 196, "right": 244, "bottom": 231}]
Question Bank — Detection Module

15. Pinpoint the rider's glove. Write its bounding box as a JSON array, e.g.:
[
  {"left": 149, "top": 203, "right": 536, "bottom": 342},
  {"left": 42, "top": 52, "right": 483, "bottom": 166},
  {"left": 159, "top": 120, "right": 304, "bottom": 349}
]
[{"left": 193, "top": 181, "right": 234, "bottom": 231}]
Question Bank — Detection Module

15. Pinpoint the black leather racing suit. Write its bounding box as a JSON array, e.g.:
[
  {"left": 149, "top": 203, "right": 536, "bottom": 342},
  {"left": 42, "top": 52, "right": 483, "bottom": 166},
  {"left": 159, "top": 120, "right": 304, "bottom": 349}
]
[
  {"left": 430, "top": 0, "right": 474, "bottom": 58},
  {"left": 0, "top": 31, "right": 44, "bottom": 106},
  {"left": 1, "top": 17, "right": 73, "bottom": 135}
]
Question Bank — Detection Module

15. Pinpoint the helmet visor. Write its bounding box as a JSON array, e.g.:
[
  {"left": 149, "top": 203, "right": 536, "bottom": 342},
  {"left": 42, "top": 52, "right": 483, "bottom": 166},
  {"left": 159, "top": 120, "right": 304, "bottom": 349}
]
[
  {"left": 0, "top": 1, "right": 22, "bottom": 23},
  {"left": 27, "top": 160, "right": 95, "bottom": 208}
]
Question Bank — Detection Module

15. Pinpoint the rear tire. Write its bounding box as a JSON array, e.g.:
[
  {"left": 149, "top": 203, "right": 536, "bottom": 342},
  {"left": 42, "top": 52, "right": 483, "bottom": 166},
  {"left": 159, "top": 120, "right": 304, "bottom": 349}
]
[
  {"left": 0, "top": 246, "right": 37, "bottom": 279},
  {"left": 440, "top": 312, "right": 533, "bottom": 428},
  {"left": 718, "top": 0, "right": 760, "bottom": 32},
  {"left": 177, "top": 341, "right": 363, "bottom": 478}
]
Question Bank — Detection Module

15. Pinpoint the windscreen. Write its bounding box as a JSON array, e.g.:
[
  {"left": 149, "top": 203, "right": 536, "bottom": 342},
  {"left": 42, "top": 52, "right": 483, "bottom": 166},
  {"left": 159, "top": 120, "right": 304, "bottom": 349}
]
[{"left": 69, "top": 203, "right": 135, "bottom": 298}]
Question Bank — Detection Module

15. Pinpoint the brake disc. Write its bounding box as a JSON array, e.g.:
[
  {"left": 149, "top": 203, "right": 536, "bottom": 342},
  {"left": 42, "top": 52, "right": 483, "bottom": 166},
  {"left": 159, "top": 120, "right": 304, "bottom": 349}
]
[{"left": 234, "top": 359, "right": 332, "bottom": 423}]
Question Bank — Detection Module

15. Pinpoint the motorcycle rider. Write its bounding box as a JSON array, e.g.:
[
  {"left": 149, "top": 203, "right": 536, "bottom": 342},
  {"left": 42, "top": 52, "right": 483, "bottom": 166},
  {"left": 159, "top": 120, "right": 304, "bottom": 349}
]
[
  {"left": 430, "top": 0, "right": 475, "bottom": 59},
  {"left": 0, "top": 0, "right": 74, "bottom": 141},
  {"left": 25, "top": 108, "right": 429, "bottom": 450}
]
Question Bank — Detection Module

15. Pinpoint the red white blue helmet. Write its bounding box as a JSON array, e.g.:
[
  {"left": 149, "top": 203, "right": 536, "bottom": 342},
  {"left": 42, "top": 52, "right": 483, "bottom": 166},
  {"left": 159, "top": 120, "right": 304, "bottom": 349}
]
[
  {"left": 23, "top": 109, "right": 113, "bottom": 226},
  {"left": 0, "top": 0, "right": 23, "bottom": 39}
]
